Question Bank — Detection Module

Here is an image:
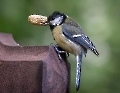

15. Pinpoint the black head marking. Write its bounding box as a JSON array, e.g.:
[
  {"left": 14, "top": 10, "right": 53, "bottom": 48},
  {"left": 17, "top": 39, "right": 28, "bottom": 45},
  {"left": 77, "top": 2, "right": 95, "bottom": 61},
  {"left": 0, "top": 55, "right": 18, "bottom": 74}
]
[{"left": 48, "top": 11, "right": 67, "bottom": 29}]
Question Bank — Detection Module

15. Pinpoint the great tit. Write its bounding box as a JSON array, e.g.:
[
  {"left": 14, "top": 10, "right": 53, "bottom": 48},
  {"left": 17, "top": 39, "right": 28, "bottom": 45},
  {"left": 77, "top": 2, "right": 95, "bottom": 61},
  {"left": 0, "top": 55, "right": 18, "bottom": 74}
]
[{"left": 47, "top": 11, "right": 99, "bottom": 91}]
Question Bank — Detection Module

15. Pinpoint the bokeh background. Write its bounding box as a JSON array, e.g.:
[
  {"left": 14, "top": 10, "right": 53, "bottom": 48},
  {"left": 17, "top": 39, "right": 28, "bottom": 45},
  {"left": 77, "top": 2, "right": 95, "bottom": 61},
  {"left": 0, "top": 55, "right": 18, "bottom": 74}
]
[{"left": 0, "top": 0, "right": 120, "bottom": 93}]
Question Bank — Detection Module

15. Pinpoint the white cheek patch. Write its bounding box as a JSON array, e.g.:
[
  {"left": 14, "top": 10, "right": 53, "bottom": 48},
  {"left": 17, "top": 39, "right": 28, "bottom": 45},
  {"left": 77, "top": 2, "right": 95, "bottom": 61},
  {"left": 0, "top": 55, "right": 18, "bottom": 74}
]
[
  {"left": 50, "top": 21, "right": 56, "bottom": 26},
  {"left": 50, "top": 16, "right": 63, "bottom": 26}
]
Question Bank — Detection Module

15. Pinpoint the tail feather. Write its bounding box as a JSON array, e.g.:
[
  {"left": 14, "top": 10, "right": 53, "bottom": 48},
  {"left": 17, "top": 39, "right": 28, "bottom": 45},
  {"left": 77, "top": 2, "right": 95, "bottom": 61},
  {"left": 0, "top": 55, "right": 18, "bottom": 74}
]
[
  {"left": 92, "top": 48, "right": 99, "bottom": 56},
  {"left": 75, "top": 54, "right": 82, "bottom": 91}
]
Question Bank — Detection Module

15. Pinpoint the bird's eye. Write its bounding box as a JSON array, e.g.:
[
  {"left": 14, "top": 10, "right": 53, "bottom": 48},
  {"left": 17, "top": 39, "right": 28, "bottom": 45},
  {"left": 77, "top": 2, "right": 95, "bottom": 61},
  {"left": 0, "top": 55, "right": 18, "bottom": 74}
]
[{"left": 52, "top": 17, "right": 55, "bottom": 20}]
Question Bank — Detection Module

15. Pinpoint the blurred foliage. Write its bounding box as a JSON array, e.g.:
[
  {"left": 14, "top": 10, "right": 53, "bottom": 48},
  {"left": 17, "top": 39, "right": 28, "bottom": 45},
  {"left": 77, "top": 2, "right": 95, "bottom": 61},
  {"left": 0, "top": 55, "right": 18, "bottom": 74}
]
[{"left": 0, "top": 0, "right": 120, "bottom": 93}]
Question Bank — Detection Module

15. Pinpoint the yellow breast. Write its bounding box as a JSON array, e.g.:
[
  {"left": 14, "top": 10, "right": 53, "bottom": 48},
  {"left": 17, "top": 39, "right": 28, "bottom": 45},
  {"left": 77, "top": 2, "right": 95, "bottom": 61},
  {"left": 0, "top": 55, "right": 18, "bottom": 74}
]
[{"left": 52, "top": 26, "right": 80, "bottom": 55}]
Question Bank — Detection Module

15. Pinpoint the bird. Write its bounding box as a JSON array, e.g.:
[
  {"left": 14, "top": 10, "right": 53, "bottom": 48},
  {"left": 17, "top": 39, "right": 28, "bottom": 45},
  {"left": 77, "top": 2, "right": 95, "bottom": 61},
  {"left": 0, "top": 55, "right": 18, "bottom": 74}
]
[{"left": 47, "top": 11, "right": 99, "bottom": 91}]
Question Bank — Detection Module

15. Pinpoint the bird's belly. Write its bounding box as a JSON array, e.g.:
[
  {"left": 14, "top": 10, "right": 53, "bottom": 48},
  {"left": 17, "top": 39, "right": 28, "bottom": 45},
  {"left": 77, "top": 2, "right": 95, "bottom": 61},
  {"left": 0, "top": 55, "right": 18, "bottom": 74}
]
[{"left": 52, "top": 26, "right": 80, "bottom": 54}]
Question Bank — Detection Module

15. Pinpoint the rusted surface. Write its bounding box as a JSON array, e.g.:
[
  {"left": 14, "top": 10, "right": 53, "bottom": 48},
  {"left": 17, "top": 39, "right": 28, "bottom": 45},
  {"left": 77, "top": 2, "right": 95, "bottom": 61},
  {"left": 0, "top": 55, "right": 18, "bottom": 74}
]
[
  {"left": 0, "top": 62, "right": 2, "bottom": 66},
  {"left": 0, "top": 32, "right": 70, "bottom": 93}
]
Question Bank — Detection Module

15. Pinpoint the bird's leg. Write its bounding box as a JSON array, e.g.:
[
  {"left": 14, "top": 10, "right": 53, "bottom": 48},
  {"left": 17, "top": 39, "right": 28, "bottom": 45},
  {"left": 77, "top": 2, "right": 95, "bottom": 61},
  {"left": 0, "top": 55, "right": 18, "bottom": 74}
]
[
  {"left": 52, "top": 44, "right": 68, "bottom": 60},
  {"left": 75, "top": 54, "right": 82, "bottom": 91},
  {"left": 53, "top": 45, "right": 66, "bottom": 53}
]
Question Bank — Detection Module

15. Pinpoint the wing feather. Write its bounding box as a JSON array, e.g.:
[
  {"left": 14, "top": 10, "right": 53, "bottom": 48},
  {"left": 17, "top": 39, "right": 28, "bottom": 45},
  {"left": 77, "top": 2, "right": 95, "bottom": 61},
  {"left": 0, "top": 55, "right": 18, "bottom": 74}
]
[{"left": 62, "top": 22, "right": 99, "bottom": 56}]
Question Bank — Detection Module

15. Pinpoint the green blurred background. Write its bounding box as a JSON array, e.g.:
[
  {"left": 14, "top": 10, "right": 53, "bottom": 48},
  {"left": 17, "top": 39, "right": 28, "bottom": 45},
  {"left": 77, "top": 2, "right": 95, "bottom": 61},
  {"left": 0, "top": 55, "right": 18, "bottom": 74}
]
[{"left": 0, "top": 0, "right": 120, "bottom": 93}]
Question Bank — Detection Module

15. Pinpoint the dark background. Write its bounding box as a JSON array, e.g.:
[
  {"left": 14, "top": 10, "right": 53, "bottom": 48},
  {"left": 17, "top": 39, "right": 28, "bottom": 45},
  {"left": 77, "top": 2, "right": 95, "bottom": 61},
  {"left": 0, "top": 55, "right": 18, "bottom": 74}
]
[{"left": 0, "top": 0, "right": 120, "bottom": 93}]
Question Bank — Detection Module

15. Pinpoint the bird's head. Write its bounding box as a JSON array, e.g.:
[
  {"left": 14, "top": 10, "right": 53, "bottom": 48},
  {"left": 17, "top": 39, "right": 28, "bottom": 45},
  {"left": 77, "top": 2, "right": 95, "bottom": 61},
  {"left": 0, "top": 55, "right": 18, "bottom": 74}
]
[{"left": 48, "top": 11, "right": 66, "bottom": 28}]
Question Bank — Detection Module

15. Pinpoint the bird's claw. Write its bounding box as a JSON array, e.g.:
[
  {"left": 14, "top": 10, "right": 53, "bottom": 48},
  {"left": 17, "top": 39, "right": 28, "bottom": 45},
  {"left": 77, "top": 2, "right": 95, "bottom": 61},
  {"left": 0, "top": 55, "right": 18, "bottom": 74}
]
[{"left": 52, "top": 44, "right": 68, "bottom": 60}]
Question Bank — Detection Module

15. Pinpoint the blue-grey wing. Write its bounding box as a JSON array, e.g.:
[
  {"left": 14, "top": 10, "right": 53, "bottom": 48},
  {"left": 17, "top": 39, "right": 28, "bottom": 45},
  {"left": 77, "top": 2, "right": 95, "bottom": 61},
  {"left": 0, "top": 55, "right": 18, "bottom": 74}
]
[{"left": 62, "top": 23, "right": 99, "bottom": 56}]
